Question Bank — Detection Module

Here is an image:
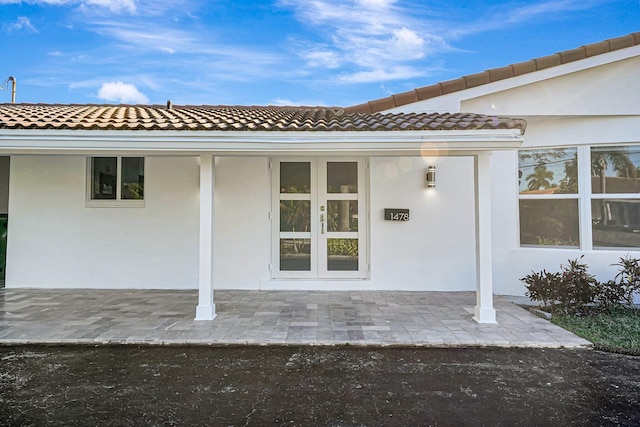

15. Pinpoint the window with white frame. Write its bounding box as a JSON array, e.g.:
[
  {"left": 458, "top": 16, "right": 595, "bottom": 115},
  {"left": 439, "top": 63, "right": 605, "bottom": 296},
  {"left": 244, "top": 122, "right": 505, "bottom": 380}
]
[
  {"left": 590, "top": 146, "right": 640, "bottom": 248},
  {"left": 519, "top": 145, "right": 640, "bottom": 249},
  {"left": 88, "top": 157, "right": 144, "bottom": 206},
  {"left": 518, "top": 148, "right": 579, "bottom": 247}
]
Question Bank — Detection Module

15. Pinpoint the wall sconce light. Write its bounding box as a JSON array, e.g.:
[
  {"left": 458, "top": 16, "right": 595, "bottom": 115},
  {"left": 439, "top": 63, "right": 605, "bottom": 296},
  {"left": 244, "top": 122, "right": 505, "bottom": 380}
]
[{"left": 426, "top": 166, "right": 436, "bottom": 188}]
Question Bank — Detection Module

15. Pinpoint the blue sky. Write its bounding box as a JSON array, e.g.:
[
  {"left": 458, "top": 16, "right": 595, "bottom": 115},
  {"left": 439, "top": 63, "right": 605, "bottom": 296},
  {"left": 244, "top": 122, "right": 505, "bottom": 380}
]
[{"left": 0, "top": 0, "right": 638, "bottom": 107}]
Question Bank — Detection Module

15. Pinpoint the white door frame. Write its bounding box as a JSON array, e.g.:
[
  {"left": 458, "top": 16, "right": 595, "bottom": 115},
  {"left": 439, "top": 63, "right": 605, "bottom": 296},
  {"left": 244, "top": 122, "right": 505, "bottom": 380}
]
[{"left": 271, "top": 157, "right": 368, "bottom": 280}]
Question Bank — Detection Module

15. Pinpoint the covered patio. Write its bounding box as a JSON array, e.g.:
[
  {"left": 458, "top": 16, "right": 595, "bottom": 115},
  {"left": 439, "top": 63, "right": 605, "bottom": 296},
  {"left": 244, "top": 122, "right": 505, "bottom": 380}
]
[{"left": 0, "top": 289, "right": 591, "bottom": 347}]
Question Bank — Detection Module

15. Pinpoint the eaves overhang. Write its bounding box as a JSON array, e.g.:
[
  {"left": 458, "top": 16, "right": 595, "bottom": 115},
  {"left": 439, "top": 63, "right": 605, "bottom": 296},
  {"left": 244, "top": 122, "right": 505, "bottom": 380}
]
[{"left": 0, "top": 128, "right": 524, "bottom": 156}]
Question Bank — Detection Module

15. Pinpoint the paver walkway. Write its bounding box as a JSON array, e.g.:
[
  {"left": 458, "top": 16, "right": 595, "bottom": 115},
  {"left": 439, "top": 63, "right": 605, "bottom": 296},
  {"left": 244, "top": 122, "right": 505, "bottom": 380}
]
[{"left": 0, "top": 289, "right": 591, "bottom": 347}]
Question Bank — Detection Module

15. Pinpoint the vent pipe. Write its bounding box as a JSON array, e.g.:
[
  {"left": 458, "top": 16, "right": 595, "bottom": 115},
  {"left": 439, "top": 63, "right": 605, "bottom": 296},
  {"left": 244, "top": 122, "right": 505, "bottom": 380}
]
[{"left": 8, "top": 76, "right": 15, "bottom": 103}]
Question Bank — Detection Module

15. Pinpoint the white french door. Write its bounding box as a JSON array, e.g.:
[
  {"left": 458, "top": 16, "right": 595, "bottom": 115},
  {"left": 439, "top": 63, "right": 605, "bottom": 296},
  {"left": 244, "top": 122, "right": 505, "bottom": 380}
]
[{"left": 272, "top": 158, "right": 367, "bottom": 279}]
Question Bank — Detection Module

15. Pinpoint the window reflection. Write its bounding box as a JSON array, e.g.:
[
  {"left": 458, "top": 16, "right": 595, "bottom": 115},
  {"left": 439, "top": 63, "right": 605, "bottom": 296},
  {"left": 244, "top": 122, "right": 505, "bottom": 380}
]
[
  {"left": 591, "top": 147, "right": 640, "bottom": 194},
  {"left": 519, "top": 199, "right": 579, "bottom": 247},
  {"left": 281, "top": 162, "right": 311, "bottom": 193},
  {"left": 592, "top": 199, "right": 640, "bottom": 247},
  {"left": 327, "top": 162, "right": 357, "bottom": 193},
  {"left": 328, "top": 200, "right": 358, "bottom": 232},
  {"left": 91, "top": 157, "right": 117, "bottom": 200},
  {"left": 280, "top": 200, "right": 311, "bottom": 232},
  {"left": 518, "top": 148, "right": 578, "bottom": 194},
  {"left": 121, "top": 157, "right": 144, "bottom": 200},
  {"left": 327, "top": 238, "right": 358, "bottom": 271},
  {"left": 280, "top": 239, "right": 311, "bottom": 271}
]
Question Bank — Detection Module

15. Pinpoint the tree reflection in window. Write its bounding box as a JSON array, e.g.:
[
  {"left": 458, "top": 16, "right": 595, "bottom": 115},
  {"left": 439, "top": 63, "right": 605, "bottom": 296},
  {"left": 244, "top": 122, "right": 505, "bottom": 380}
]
[{"left": 519, "top": 148, "right": 577, "bottom": 194}]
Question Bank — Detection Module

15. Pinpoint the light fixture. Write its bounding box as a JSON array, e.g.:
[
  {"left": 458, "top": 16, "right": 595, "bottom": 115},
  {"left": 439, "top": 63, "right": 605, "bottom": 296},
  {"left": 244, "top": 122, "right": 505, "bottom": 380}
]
[{"left": 426, "top": 166, "right": 436, "bottom": 188}]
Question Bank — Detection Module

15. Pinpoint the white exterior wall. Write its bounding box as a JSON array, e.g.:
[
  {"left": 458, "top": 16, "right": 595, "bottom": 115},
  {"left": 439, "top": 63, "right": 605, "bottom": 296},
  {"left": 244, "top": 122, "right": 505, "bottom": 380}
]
[
  {"left": 6, "top": 155, "right": 273, "bottom": 290},
  {"left": 369, "top": 156, "right": 477, "bottom": 290},
  {"left": 6, "top": 153, "right": 478, "bottom": 291},
  {"left": 213, "top": 157, "right": 271, "bottom": 289},
  {"left": 7, "top": 155, "right": 201, "bottom": 289}
]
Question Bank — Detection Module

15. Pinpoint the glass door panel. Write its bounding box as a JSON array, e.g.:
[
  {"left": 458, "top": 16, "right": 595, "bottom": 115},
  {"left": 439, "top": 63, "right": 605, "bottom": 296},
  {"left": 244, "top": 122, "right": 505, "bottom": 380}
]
[
  {"left": 280, "top": 238, "right": 311, "bottom": 271},
  {"left": 327, "top": 162, "right": 358, "bottom": 193},
  {"left": 327, "top": 200, "right": 358, "bottom": 232},
  {"left": 319, "top": 160, "right": 365, "bottom": 277},
  {"left": 276, "top": 161, "right": 315, "bottom": 275},
  {"left": 280, "top": 162, "right": 311, "bottom": 193},
  {"left": 327, "top": 238, "right": 358, "bottom": 271}
]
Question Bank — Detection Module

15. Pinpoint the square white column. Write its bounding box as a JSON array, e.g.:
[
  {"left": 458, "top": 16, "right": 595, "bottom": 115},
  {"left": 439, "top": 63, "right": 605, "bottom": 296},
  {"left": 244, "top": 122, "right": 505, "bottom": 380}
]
[
  {"left": 473, "top": 152, "right": 497, "bottom": 323},
  {"left": 195, "top": 154, "right": 216, "bottom": 320}
]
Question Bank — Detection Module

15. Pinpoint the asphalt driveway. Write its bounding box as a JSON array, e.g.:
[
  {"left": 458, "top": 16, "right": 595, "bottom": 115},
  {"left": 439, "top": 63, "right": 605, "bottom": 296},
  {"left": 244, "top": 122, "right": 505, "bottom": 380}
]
[{"left": 1, "top": 346, "right": 638, "bottom": 426}]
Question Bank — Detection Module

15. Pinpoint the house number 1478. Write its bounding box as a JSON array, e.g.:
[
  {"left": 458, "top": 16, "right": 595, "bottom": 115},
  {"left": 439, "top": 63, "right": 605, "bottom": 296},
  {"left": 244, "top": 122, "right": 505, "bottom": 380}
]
[{"left": 384, "top": 209, "right": 410, "bottom": 221}]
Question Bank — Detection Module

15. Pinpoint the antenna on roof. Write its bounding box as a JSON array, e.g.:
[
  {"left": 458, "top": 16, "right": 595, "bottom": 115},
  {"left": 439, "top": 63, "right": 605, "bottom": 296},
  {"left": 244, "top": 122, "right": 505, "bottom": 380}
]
[{"left": 1, "top": 76, "right": 16, "bottom": 103}]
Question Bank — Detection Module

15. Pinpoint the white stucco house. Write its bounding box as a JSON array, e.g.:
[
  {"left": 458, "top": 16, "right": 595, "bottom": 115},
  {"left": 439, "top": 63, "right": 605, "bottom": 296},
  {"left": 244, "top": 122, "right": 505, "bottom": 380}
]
[{"left": 0, "top": 32, "right": 638, "bottom": 323}]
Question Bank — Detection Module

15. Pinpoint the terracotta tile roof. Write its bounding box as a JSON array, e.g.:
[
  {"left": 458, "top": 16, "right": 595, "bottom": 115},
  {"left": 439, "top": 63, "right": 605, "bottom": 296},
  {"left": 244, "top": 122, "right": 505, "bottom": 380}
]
[
  {"left": 346, "top": 32, "right": 640, "bottom": 114},
  {"left": 0, "top": 104, "right": 526, "bottom": 133}
]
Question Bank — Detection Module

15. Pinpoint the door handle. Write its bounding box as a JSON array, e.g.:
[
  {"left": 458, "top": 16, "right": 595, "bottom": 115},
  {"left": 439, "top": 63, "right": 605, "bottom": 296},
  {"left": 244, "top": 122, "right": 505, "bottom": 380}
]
[{"left": 320, "top": 214, "right": 325, "bottom": 234}]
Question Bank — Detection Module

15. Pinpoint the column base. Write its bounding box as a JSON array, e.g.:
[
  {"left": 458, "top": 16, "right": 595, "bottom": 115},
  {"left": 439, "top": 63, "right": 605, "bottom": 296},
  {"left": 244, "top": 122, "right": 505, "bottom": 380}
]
[
  {"left": 195, "top": 304, "right": 217, "bottom": 321},
  {"left": 473, "top": 306, "right": 497, "bottom": 324}
]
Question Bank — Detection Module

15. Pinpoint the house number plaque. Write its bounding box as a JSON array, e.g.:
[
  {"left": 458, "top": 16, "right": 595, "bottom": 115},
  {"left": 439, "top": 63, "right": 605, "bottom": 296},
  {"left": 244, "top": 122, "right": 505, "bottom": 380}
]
[{"left": 384, "top": 209, "right": 410, "bottom": 221}]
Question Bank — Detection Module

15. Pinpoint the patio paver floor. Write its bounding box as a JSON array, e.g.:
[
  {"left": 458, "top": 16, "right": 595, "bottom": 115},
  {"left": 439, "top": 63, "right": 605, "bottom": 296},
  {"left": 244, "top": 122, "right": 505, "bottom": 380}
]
[{"left": 0, "top": 289, "right": 591, "bottom": 347}]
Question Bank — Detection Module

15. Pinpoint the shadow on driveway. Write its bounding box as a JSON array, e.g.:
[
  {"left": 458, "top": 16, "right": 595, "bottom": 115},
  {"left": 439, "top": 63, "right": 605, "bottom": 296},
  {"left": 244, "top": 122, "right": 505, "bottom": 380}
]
[{"left": 1, "top": 346, "right": 639, "bottom": 426}]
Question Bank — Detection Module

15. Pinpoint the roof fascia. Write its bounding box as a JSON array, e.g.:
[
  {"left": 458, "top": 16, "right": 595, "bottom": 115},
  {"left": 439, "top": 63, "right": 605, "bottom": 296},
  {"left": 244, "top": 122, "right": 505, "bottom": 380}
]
[
  {"left": 383, "top": 45, "right": 640, "bottom": 114},
  {"left": 0, "top": 129, "right": 523, "bottom": 155}
]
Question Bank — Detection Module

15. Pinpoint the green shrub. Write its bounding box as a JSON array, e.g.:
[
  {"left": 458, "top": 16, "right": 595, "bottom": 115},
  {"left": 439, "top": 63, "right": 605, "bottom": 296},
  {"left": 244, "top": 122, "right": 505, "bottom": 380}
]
[
  {"left": 521, "top": 269, "right": 562, "bottom": 312},
  {"left": 556, "top": 257, "right": 598, "bottom": 315},
  {"left": 522, "top": 256, "right": 640, "bottom": 316},
  {"left": 611, "top": 256, "right": 640, "bottom": 308}
]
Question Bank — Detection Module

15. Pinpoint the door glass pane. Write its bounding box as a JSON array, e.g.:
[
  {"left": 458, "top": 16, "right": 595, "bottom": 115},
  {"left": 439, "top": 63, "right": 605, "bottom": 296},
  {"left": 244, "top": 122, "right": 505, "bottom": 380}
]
[
  {"left": 280, "top": 238, "right": 311, "bottom": 271},
  {"left": 327, "top": 162, "right": 357, "bottom": 193},
  {"left": 519, "top": 199, "right": 579, "bottom": 247},
  {"left": 280, "top": 200, "right": 311, "bottom": 232},
  {"left": 328, "top": 200, "right": 358, "bottom": 232},
  {"left": 591, "top": 146, "right": 640, "bottom": 194},
  {"left": 327, "top": 238, "right": 358, "bottom": 271},
  {"left": 121, "top": 157, "right": 144, "bottom": 200},
  {"left": 281, "top": 162, "right": 311, "bottom": 193},
  {"left": 91, "top": 157, "right": 117, "bottom": 200},
  {"left": 592, "top": 199, "right": 640, "bottom": 248},
  {"left": 518, "top": 148, "right": 578, "bottom": 194}
]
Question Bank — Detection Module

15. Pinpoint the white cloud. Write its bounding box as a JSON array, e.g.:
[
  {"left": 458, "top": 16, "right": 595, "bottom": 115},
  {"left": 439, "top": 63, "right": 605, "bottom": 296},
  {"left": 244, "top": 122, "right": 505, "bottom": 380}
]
[
  {"left": 303, "top": 49, "right": 341, "bottom": 69},
  {"left": 271, "top": 98, "right": 328, "bottom": 107},
  {"left": 338, "top": 66, "right": 425, "bottom": 83},
  {"left": 0, "top": 0, "right": 136, "bottom": 13},
  {"left": 279, "top": 0, "right": 607, "bottom": 85},
  {"left": 446, "top": 0, "right": 606, "bottom": 38},
  {"left": 279, "top": 0, "right": 442, "bottom": 81},
  {"left": 97, "top": 81, "right": 149, "bottom": 103},
  {"left": 2, "top": 16, "right": 38, "bottom": 32}
]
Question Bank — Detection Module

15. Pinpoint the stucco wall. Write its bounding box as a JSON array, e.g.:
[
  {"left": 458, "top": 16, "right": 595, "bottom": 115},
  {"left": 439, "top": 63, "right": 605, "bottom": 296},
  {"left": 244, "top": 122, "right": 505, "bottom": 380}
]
[
  {"left": 6, "top": 155, "right": 200, "bottom": 289},
  {"left": 369, "top": 156, "right": 477, "bottom": 291},
  {"left": 6, "top": 153, "right": 480, "bottom": 292},
  {"left": 461, "top": 56, "right": 640, "bottom": 117},
  {"left": 214, "top": 157, "right": 271, "bottom": 289}
]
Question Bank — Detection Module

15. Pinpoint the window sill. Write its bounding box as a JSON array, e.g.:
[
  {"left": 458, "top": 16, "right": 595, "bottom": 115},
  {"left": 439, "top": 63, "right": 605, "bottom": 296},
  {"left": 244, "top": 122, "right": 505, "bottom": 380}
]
[{"left": 86, "top": 200, "right": 145, "bottom": 208}]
